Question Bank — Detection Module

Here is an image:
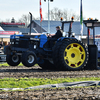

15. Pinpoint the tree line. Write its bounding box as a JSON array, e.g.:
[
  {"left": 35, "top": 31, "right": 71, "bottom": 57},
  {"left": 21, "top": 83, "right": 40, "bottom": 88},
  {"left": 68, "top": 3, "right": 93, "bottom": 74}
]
[
  {"left": 46, "top": 7, "right": 80, "bottom": 21},
  {"left": 1, "top": 7, "right": 82, "bottom": 27}
]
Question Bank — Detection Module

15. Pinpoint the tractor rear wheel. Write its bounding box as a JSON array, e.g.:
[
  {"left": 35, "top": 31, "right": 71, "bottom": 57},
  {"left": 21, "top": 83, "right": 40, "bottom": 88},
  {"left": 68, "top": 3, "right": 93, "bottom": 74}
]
[
  {"left": 53, "top": 41, "right": 64, "bottom": 70},
  {"left": 53, "top": 39, "right": 88, "bottom": 71}
]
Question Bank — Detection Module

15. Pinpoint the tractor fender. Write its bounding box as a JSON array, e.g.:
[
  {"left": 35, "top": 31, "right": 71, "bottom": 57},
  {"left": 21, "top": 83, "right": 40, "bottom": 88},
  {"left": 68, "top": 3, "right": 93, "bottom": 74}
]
[
  {"left": 57, "top": 37, "right": 77, "bottom": 42},
  {"left": 39, "top": 34, "right": 48, "bottom": 48},
  {"left": 4, "top": 45, "right": 12, "bottom": 55}
]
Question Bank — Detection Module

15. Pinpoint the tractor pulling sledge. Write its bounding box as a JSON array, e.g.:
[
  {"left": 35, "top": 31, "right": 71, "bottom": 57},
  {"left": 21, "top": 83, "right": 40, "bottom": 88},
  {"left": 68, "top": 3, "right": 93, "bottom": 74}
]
[{"left": 4, "top": 18, "right": 100, "bottom": 71}]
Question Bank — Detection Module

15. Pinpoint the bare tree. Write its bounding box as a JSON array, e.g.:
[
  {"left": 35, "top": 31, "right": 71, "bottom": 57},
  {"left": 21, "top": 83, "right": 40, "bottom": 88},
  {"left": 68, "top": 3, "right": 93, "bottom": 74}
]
[
  {"left": 46, "top": 7, "right": 80, "bottom": 21},
  {"left": 5, "top": 18, "right": 11, "bottom": 22},
  {"left": 0, "top": 19, "right": 2, "bottom": 22},
  {"left": 17, "top": 14, "right": 31, "bottom": 27},
  {"left": 48, "top": 7, "right": 63, "bottom": 21},
  {"left": 67, "top": 9, "right": 80, "bottom": 21},
  {"left": 63, "top": 9, "right": 68, "bottom": 21},
  {"left": 17, "top": 14, "right": 40, "bottom": 27}
]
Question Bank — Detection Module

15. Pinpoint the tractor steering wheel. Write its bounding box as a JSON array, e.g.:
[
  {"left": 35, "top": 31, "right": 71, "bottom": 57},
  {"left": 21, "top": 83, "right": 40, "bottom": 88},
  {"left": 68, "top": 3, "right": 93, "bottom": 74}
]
[{"left": 46, "top": 33, "right": 52, "bottom": 38}]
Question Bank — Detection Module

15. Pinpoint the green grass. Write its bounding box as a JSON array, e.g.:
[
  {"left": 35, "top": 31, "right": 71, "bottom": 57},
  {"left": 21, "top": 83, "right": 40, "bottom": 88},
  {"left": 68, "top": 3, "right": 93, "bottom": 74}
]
[
  {"left": 0, "top": 77, "right": 100, "bottom": 88},
  {"left": 0, "top": 63, "right": 23, "bottom": 67},
  {"left": 0, "top": 63, "right": 38, "bottom": 67},
  {"left": 0, "top": 63, "right": 9, "bottom": 67}
]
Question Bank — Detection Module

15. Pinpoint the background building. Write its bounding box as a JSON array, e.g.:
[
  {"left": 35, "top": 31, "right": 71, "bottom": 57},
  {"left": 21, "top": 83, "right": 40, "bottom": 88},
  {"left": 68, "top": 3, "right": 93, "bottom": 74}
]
[
  {"left": 0, "top": 18, "right": 36, "bottom": 46},
  {"left": 31, "top": 20, "right": 100, "bottom": 36}
]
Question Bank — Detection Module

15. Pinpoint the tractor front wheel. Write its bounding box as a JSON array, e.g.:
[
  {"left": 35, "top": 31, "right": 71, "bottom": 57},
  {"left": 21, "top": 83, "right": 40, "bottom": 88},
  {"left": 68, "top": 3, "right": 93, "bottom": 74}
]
[
  {"left": 6, "top": 54, "right": 20, "bottom": 66},
  {"left": 22, "top": 51, "right": 37, "bottom": 67}
]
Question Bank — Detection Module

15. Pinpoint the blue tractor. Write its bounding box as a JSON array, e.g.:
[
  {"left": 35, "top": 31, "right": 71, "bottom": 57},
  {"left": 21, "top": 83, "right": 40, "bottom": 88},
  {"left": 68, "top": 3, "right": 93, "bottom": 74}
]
[{"left": 4, "top": 17, "right": 98, "bottom": 71}]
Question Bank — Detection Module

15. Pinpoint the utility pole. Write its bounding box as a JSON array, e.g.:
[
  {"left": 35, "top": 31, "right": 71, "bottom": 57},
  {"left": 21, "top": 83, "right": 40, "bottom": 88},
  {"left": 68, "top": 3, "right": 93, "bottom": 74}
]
[
  {"left": 48, "top": 0, "right": 50, "bottom": 33},
  {"left": 44, "top": 0, "right": 54, "bottom": 33}
]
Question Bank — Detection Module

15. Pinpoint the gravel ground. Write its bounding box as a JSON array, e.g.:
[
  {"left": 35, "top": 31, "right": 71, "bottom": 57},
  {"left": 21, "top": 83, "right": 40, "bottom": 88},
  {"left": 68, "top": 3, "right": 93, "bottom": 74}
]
[
  {"left": 0, "top": 65, "right": 100, "bottom": 99},
  {"left": 0, "top": 66, "right": 100, "bottom": 78},
  {"left": 0, "top": 87, "right": 100, "bottom": 100}
]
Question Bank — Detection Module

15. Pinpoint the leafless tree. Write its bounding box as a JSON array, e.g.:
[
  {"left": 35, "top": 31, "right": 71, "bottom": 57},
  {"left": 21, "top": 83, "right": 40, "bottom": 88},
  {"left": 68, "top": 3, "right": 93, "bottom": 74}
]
[
  {"left": 46, "top": 7, "right": 80, "bottom": 21},
  {"left": 5, "top": 19, "right": 11, "bottom": 22},
  {"left": 0, "top": 19, "right": 2, "bottom": 22},
  {"left": 17, "top": 14, "right": 40, "bottom": 27},
  {"left": 17, "top": 14, "right": 31, "bottom": 27},
  {"left": 47, "top": 7, "right": 63, "bottom": 21},
  {"left": 67, "top": 9, "right": 80, "bottom": 21}
]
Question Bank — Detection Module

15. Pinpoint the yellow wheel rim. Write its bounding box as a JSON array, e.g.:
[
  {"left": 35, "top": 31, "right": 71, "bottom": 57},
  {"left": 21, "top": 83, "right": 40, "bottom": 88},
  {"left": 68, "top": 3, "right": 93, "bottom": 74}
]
[{"left": 64, "top": 43, "right": 86, "bottom": 68}]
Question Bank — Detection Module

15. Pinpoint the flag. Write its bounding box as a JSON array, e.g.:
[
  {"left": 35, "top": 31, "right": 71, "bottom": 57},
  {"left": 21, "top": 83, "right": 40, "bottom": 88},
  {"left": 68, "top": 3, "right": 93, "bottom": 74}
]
[
  {"left": 88, "top": 28, "right": 90, "bottom": 36},
  {"left": 40, "top": 0, "right": 43, "bottom": 22},
  {"left": 80, "top": 0, "right": 83, "bottom": 36}
]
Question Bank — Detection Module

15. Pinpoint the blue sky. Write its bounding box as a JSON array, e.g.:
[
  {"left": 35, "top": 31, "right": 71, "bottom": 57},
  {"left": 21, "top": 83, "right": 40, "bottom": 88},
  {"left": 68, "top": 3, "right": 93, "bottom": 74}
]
[{"left": 0, "top": 0, "right": 100, "bottom": 21}]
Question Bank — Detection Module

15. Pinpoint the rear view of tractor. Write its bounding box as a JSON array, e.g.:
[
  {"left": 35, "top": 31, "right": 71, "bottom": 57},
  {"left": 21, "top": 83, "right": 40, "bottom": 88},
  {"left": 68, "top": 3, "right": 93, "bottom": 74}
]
[{"left": 4, "top": 17, "right": 98, "bottom": 71}]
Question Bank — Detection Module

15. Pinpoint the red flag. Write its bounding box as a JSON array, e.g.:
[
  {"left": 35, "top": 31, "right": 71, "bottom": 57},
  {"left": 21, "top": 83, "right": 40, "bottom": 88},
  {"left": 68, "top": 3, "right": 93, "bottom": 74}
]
[
  {"left": 40, "top": 0, "right": 43, "bottom": 22},
  {"left": 88, "top": 28, "right": 90, "bottom": 35}
]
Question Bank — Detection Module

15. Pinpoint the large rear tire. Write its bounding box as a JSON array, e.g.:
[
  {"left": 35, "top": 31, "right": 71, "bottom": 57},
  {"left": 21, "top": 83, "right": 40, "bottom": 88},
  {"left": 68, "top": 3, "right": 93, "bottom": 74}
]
[
  {"left": 52, "top": 41, "right": 64, "bottom": 70},
  {"left": 6, "top": 54, "right": 20, "bottom": 66},
  {"left": 22, "top": 51, "right": 37, "bottom": 67},
  {"left": 53, "top": 39, "right": 88, "bottom": 71}
]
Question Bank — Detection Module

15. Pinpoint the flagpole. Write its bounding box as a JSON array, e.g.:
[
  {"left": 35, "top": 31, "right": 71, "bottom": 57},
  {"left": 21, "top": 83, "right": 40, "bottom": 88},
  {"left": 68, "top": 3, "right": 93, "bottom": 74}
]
[
  {"left": 40, "top": 0, "right": 43, "bottom": 33},
  {"left": 80, "top": 0, "right": 83, "bottom": 40},
  {"left": 48, "top": 0, "right": 50, "bottom": 33},
  {"left": 40, "top": 21, "right": 42, "bottom": 33}
]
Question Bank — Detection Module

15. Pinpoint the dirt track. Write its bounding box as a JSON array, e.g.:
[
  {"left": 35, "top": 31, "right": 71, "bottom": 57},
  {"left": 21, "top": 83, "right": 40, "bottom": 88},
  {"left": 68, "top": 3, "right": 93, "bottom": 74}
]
[
  {"left": 0, "top": 87, "right": 100, "bottom": 100},
  {"left": 0, "top": 66, "right": 100, "bottom": 78},
  {"left": 0, "top": 65, "right": 100, "bottom": 100}
]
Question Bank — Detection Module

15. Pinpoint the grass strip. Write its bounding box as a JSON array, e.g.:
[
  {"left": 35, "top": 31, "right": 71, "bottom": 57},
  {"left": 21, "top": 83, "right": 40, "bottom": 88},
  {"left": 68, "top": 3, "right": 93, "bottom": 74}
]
[
  {"left": 0, "top": 63, "right": 23, "bottom": 67},
  {"left": 0, "top": 77, "right": 100, "bottom": 88},
  {"left": 0, "top": 63, "right": 10, "bottom": 67},
  {"left": 0, "top": 63, "right": 38, "bottom": 67}
]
